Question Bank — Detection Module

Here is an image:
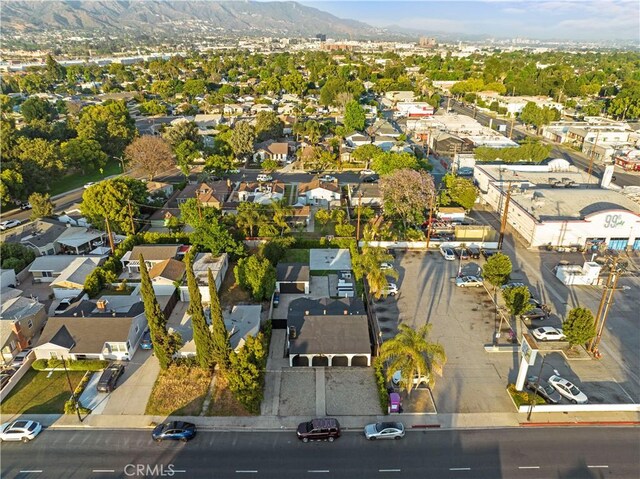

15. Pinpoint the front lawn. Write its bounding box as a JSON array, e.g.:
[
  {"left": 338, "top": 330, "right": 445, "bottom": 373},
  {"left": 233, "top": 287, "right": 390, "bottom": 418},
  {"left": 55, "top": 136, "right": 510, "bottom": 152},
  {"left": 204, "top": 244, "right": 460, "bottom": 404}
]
[
  {"left": 281, "top": 248, "right": 310, "bottom": 264},
  {"left": 1, "top": 369, "right": 85, "bottom": 414},
  {"left": 49, "top": 162, "right": 122, "bottom": 196},
  {"left": 206, "top": 374, "right": 253, "bottom": 416},
  {"left": 145, "top": 364, "right": 211, "bottom": 416}
]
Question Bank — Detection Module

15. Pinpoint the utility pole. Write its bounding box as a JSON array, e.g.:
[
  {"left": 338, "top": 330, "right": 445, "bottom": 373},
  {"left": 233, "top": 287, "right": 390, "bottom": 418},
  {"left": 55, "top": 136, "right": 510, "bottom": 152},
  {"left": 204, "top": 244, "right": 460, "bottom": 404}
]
[
  {"left": 127, "top": 200, "right": 136, "bottom": 234},
  {"left": 497, "top": 182, "right": 513, "bottom": 250},
  {"left": 587, "top": 130, "right": 600, "bottom": 184},
  {"left": 104, "top": 217, "right": 115, "bottom": 254},
  {"left": 62, "top": 359, "right": 83, "bottom": 423},
  {"left": 425, "top": 192, "right": 436, "bottom": 251},
  {"left": 355, "top": 190, "right": 363, "bottom": 242},
  {"left": 589, "top": 257, "right": 624, "bottom": 355},
  {"left": 509, "top": 116, "right": 515, "bottom": 140}
]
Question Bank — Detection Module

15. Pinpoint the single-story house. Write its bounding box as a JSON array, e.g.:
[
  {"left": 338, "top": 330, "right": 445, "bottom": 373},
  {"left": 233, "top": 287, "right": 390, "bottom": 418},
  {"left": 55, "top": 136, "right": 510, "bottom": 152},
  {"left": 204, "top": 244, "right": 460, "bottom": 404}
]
[
  {"left": 178, "top": 252, "right": 228, "bottom": 302},
  {"left": 349, "top": 183, "right": 382, "bottom": 207},
  {"left": 146, "top": 181, "right": 174, "bottom": 200},
  {"left": 253, "top": 142, "right": 289, "bottom": 163},
  {"left": 50, "top": 257, "right": 103, "bottom": 299},
  {"left": 237, "top": 181, "right": 285, "bottom": 204},
  {"left": 276, "top": 263, "right": 310, "bottom": 294},
  {"left": 346, "top": 133, "right": 371, "bottom": 148},
  {"left": 225, "top": 305, "right": 261, "bottom": 352},
  {"left": 288, "top": 206, "right": 311, "bottom": 227},
  {"left": 149, "top": 258, "right": 186, "bottom": 286},
  {"left": 57, "top": 209, "right": 90, "bottom": 228},
  {"left": 29, "top": 255, "right": 102, "bottom": 283},
  {"left": 55, "top": 226, "right": 106, "bottom": 255},
  {"left": 176, "top": 182, "right": 229, "bottom": 209},
  {"left": 297, "top": 179, "right": 341, "bottom": 206},
  {"left": 15, "top": 219, "right": 68, "bottom": 256},
  {"left": 120, "top": 244, "right": 184, "bottom": 274},
  {"left": 1, "top": 292, "right": 47, "bottom": 361}
]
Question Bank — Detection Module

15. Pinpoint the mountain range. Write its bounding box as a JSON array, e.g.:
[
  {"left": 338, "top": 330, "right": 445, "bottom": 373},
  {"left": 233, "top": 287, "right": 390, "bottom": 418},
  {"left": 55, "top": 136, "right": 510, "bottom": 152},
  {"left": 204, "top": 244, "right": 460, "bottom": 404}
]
[{"left": 2, "top": 0, "right": 402, "bottom": 39}]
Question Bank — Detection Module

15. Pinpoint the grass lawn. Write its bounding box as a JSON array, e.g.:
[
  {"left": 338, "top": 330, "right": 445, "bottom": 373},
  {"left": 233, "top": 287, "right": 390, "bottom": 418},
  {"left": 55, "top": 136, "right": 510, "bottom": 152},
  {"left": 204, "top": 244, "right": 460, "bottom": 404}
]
[
  {"left": 281, "top": 248, "right": 310, "bottom": 264},
  {"left": 49, "top": 161, "right": 122, "bottom": 196},
  {"left": 206, "top": 374, "right": 253, "bottom": 416},
  {"left": 145, "top": 365, "right": 212, "bottom": 416},
  {"left": 1, "top": 369, "right": 85, "bottom": 414}
]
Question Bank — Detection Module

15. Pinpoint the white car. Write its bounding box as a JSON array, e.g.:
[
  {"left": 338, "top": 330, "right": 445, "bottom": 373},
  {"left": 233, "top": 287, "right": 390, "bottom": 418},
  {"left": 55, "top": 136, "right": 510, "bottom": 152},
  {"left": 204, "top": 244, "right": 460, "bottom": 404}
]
[
  {"left": 392, "top": 370, "right": 429, "bottom": 388},
  {"left": 0, "top": 219, "right": 21, "bottom": 231},
  {"left": 455, "top": 275, "right": 483, "bottom": 288},
  {"left": 83, "top": 182, "right": 96, "bottom": 189},
  {"left": 548, "top": 375, "right": 588, "bottom": 404},
  {"left": 361, "top": 169, "right": 375, "bottom": 175},
  {"left": 532, "top": 327, "right": 566, "bottom": 341},
  {"left": 380, "top": 262, "right": 393, "bottom": 270},
  {"left": 383, "top": 283, "right": 398, "bottom": 296},
  {"left": 319, "top": 175, "right": 337, "bottom": 183},
  {"left": 0, "top": 420, "right": 42, "bottom": 443},
  {"left": 440, "top": 247, "right": 456, "bottom": 261},
  {"left": 364, "top": 422, "right": 405, "bottom": 440},
  {"left": 256, "top": 174, "right": 272, "bottom": 182}
]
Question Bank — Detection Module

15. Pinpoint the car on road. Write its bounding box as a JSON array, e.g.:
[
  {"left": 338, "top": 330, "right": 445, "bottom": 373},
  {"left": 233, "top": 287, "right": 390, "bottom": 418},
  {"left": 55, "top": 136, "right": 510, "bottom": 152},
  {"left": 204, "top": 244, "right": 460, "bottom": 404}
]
[
  {"left": 361, "top": 169, "right": 375, "bottom": 175},
  {"left": 0, "top": 219, "right": 21, "bottom": 231},
  {"left": 525, "top": 376, "right": 562, "bottom": 404},
  {"left": 455, "top": 248, "right": 470, "bottom": 260},
  {"left": 440, "top": 247, "right": 456, "bottom": 261},
  {"left": 307, "top": 168, "right": 323, "bottom": 174},
  {"left": 362, "top": 174, "right": 379, "bottom": 183},
  {"left": 297, "top": 418, "right": 341, "bottom": 442},
  {"left": 10, "top": 349, "right": 32, "bottom": 368},
  {"left": 97, "top": 363, "right": 125, "bottom": 393},
  {"left": 380, "top": 262, "right": 393, "bottom": 270},
  {"left": 455, "top": 275, "right": 483, "bottom": 288},
  {"left": 54, "top": 298, "right": 73, "bottom": 315},
  {"left": 364, "top": 422, "right": 405, "bottom": 440},
  {"left": 256, "top": 174, "right": 273, "bottom": 182},
  {"left": 83, "top": 182, "right": 96, "bottom": 189},
  {"left": 532, "top": 326, "right": 566, "bottom": 341},
  {"left": 520, "top": 308, "right": 550, "bottom": 321},
  {"left": 140, "top": 329, "right": 153, "bottom": 350},
  {"left": 548, "top": 375, "right": 588, "bottom": 404},
  {"left": 319, "top": 175, "right": 337, "bottom": 183},
  {"left": 19, "top": 202, "right": 32, "bottom": 210},
  {"left": 0, "top": 420, "right": 42, "bottom": 443},
  {"left": 272, "top": 292, "right": 280, "bottom": 307},
  {"left": 152, "top": 421, "right": 197, "bottom": 443},
  {"left": 382, "top": 283, "right": 399, "bottom": 296},
  {"left": 392, "top": 370, "right": 429, "bottom": 388}
]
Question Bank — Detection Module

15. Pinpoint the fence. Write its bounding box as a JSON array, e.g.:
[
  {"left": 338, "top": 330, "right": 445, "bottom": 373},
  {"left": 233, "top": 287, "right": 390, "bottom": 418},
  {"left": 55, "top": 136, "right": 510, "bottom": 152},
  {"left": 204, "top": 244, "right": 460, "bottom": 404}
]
[{"left": 0, "top": 350, "right": 35, "bottom": 402}]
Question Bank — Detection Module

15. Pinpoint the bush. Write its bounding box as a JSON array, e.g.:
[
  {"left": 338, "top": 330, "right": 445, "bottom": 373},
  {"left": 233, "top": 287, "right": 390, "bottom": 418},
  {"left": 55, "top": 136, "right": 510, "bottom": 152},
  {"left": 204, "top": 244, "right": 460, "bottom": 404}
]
[
  {"left": 0, "top": 243, "right": 36, "bottom": 272},
  {"left": 373, "top": 358, "right": 389, "bottom": 413},
  {"left": 33, "top": 359, "right": 109, "bottom": 371},
  {"left": 507, "top": 384, "right": 545, "bottom": 408}
]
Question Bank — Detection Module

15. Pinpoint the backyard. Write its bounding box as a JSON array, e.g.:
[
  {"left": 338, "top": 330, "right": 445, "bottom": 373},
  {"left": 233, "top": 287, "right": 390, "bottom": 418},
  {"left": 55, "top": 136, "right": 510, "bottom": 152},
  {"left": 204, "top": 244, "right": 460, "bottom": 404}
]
[
  {"left": 1, "top": 369, "right": 85, "bottom": 414},
  {"left": 281, "top": 248, "right": 310, "bottom": 263}
]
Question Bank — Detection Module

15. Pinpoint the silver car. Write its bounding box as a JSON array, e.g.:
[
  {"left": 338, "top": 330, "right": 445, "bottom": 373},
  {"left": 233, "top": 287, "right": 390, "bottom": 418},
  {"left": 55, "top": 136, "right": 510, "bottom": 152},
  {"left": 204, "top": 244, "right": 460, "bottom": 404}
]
[
  {"left": 548, "top": 375, "right": 588, "bottom": 404},
  {"left": 455, "top": 275, "right": 483, "bottom": 288},
  {"left": 364, "top": 422, "right": 405, "bottom": 440}
]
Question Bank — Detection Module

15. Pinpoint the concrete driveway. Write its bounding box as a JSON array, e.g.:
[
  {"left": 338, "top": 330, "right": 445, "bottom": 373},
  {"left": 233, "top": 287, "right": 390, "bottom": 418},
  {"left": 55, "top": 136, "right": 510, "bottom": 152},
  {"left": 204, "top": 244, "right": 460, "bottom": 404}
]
[{"left": 100, "top": 349, "right": 159, "bottom": 415}]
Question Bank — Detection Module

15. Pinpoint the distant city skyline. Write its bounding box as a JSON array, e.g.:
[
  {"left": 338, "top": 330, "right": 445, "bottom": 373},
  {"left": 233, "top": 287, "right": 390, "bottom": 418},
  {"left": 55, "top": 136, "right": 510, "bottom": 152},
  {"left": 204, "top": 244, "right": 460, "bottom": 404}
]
[{"left": 300, "top": 1, "right": 639, "bottom": 41}]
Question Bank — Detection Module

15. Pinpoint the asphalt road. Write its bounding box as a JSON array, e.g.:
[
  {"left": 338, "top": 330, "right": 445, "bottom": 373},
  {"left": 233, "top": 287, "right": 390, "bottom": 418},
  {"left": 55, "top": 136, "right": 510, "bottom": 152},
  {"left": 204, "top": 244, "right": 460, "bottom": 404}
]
[{"left": 1, "top": 427, "right": 638, "bottom": 478}]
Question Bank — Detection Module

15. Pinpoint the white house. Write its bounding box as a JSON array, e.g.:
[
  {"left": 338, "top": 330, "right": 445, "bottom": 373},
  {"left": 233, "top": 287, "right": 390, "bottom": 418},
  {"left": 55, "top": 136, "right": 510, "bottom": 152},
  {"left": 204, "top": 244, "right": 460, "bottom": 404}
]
[
  {"left": 297, "top": 179, "right": 342, "bottom": 206},
  {"left": 237, "top": 181, "right": 285, "bottom": 205},
  {"left": 394, "top": 102, "right": 434, "bottom": 118},
  {"left": 253, "top": 142, "right": 289, "bottom": 163},
  {"left": 179, "top": 253, "right": 229, "bottom": 302}
]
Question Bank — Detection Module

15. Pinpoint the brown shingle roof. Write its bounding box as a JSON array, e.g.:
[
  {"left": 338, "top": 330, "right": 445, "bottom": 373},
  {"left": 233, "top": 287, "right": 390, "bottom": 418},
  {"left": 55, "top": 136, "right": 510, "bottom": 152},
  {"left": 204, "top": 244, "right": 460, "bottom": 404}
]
[
  {"left": 149, "top": 258, "right": 186, "bottom": 282},
  {"left": 129, "top": 245, "right": 180, "bottom": 262},
  {"left": 298, "top": 179, "right": 340, "bottom": 194},
  {"left": 36, "top": 317, "right": 133, "bottom": 354}
]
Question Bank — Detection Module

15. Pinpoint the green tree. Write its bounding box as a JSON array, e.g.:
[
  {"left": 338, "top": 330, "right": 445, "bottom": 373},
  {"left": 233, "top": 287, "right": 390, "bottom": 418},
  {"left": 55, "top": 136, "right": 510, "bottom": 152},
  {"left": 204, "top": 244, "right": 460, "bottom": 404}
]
[
  {"left": 20, "top": 97, "right": 56, "bottom": 123},
  {"left": 343, "top": 100, "right": 366, "bottom": 132},
  {"left": 0, "top": 243, "right": 36, "bottom": 272},
  {"left": 255, "top": 111, "right": 284, "bottom": 142},
  {"left": 227, "top": 332, "right": 267, "bottom": 413},
  {"left": 501, "top": 285, "right": 533, "bottom": 317},
  {"left": 61, "top": 138, "right": 108, "bottom": 174},
  {"left": 186, "top": 254, "right": 216, "bottom": 370},
  {"left": 80, "top": 176, "right": 147, "bottom": 234},
  {"left": 76, "top": 100, "right": 136, "bottom": 156},
  {"left": 139, "top": 256, "right": 181, "bottom": 370},
  {"left": 204, "top": 154, "right": 235, "bottom": 176},
  {"left": 371, "top": 151, "right": 419, "bottom": 176},
  {"left": 352, "top": 144, "right": 383, "bottom": 165},
  {"left": 28, "top": 192, "right": 55, "bottom": 220},
  {"left": 439, "top": 173, "right": 478, "bottom": 210},
  {"left": 483, "top": 253, "right": 513, "bottom": 288},
  {"left": 0, "top": 168, "right": 24, "bottom": 207},
  {"left": 124, "top": 135, "right": 174, "bottom": 180},
  {"left": 236, "top": 202, "right": 265, "bottom": 238},
  {"left": 208, "top": 269, "right": 232, "bottom": 372},
  {"left": 162, "top": 121, "right": 201, "bottom": 148},
  {"left": 230, "top": 121, "right": 256, "bottom": 159},
  {"left": 139, "top": 100, "right": 167, "bottom": 116},
  {"left": 182, "top": 79, "right": 207, "bottom": 99},
  {"left": 380, "top": 169, "right": 435, "bottom": 228},
  {"left": 352, "top": 247, "right": 398, "bottom": 299},
  {"left": 234, "top": 256, "right": 276, "bottom": 301},
  {"left": 563, "top": 307, "right": 596, "bottom": 347},
  {"left": 260, "top": 236, "right": 296, "bottom": 265},
  {"left": 314, "top": 209, "right": 331, "bottom": 233},
  {"left": 174, "top": 139, "right": 199, "bottom": 177},
  {"left": 379, "top": 324, "right": 446, "bottom": 394},
  {"left": 14, "top": 137, "right": 63, "bottom": 193},
  {"left": 261, "top": 159, "right": 279, "bottom": 172}
]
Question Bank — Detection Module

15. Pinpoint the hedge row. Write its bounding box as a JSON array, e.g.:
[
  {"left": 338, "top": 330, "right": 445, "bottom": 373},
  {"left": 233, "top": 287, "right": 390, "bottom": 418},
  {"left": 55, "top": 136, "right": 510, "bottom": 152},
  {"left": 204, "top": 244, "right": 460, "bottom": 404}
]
[
  {"left": 373, "top": 357, "right": 390, "bottom": 413},
  {"left": 32, "top": 359, "right": 109, "bottom": 371}
]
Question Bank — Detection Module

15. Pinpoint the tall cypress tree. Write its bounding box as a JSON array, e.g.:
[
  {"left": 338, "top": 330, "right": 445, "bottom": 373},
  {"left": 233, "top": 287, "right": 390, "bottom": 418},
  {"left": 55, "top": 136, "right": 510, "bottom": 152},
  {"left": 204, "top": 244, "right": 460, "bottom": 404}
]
[
  {"left": 208, "top": 268, "right": 232, "bottom": 372},
  {"left": 139, "top": 255, "right": 176, "bottom": 369},
  {"left": 186, "top": 254, "right": 216, "bottom": 370}
]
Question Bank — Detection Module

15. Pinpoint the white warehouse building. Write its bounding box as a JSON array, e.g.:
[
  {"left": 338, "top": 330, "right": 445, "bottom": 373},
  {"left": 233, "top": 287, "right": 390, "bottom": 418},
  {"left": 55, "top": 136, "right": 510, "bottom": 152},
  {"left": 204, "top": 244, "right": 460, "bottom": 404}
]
[{"left": 474, "top": 160, "right": 640, "bottom": 250}]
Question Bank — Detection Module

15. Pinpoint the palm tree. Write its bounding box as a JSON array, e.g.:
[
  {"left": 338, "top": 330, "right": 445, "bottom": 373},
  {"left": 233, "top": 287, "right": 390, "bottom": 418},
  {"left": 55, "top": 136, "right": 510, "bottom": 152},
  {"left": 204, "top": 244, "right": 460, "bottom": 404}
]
[
  {"left": 270, "top": 199, "right": 293, "bottom": 236},
  {"left": 236, "top": 202, "right": 263, "bottom": 237},
  {"left": 353, "top": 247, "right": 398, "bottom": 299},
  {"left": 379, "top": 324, "right": 446, "bottom": 395}
]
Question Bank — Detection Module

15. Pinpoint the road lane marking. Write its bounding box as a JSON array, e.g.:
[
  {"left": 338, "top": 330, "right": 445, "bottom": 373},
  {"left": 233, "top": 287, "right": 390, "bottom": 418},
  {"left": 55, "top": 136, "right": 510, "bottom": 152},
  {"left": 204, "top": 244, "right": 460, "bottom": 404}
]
[
  {"left": 307, "top": 470, "right": 330, "bottom": 473},
  {"left": 379, "top": 469, "right": 401, "bottom": 472},
  {"left": 449, "top": 467, "right": 471, "bottom": 471},
  {"left": 19, "top": 471, "right": 42, "bottom": 473},
  {"left": 518, "top": 466, "right": 540, "bottom": 469},
  {"left": 235, "top": 471, "right": 258, "bottom": 474},
  {"left": 92, "top": 470, "right": 115, "bottom": 473},
  {"left": 173, "top": 471, "right": 186, "bottom": 474},
  {"left": 588, "top": 465, "right": 609, "bottom": 468}
]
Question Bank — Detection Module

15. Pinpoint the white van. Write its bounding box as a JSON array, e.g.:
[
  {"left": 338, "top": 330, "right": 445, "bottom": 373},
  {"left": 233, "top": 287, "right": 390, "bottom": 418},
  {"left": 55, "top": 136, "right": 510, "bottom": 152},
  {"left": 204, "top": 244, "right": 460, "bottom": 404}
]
[{"left": 257, "top": 174, "right": 272, "bottom": 182}]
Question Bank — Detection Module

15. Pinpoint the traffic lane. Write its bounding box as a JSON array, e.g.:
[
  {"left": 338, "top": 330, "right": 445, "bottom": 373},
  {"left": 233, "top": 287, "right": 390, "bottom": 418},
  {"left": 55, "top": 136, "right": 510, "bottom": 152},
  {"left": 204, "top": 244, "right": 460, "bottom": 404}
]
[{"left": 2, "top": 427, "right": 638, "bottom": 479}]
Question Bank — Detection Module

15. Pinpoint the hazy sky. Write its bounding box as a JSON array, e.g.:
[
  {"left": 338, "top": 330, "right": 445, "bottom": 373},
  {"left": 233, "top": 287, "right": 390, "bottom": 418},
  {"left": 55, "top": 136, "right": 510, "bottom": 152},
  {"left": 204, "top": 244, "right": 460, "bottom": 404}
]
[{"left": 299, "top": 1, "right": 640, "bottom": 41}]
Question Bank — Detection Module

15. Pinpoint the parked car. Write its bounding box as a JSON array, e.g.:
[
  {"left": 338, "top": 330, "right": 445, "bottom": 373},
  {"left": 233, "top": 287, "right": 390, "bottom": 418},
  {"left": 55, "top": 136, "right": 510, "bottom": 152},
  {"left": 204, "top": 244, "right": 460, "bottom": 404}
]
[
  {"left": 0, "top": 370, "right": 15, "bottom": 389},
  {"left": 0, "top": 219, "right": 21, "bottom": 231},
  {"left": 140, "top": 329, "right": 153, "bottom": 350},
  {"left": 273, "top": 292, "right": 280, "bottom": 307},
  {"left": 532, "top": 327, "right": 566, "bottom": 341},
  {"left": 54, "top": 298, "right": 73, "bottom": 315},
  {"left": 152, "top": 421, "right": 197, "bottom": 443},
  {"left": 467, "top": 245, "right": 481, "bottom": 259},
  {"left": 362, "top": 174, "right": 379, "bottom": 183},
  {"left": 481, "top": 249, "right": 498, "bottom": 259},
  {"left": 548, "top": 375, "right": 588, "bottom": 404},
  {"left": 319, "top": 175, "right": 337, "bottom": 183},
  {"left": 392, "top": 370, "right": 429, "bottom": 388},
  {"left": 383, "top": 283, "right": 398, "bottom": 296},
  {"left": 520, "top": 308, "right": 550, "bottom": 321},
  {"left": 19, "top": 202, "right": 32, "bottom": 210},
  {"left": 0, "top": 420, "right": 42, "bottom": 443},
  {"left": 455, "top": 248, "right": 470, "bottom": 260},
  {"left": 10, "top": 349, "right": 32, "bottom": 368},
  {"left": 501, "top": 282, "right": 526, "bottom": 290},
  {"left": 525, "top": 376, "right": 562, "bottom": 404},
  {"left": 380, "top": 262, "right": 393, "bottom": 270},
  {"left": 97, "top": 363, "right": 125, "bottom": 393},
  {"left": 256, "top": 174, "right": 272, "bottom": 182},
  {"left": 83, "top": 182, "right": 96, "bottom": 189},
  {"left": 297, "top": 418, "right": 341, "bottom": 442},
  {"left": 455, "top": 275, "right": 483, "bottom": 288},
  {"left": 440, "top": 247, "right": 456, "bottom": 261},
  {"left": 361, "top": 169, "right": 375, "bottom": 175},
  {"left": 364, "top": 422, "right": 405, "bottom": 440},
  {"left": 226, "top": 168, "right": 240, "bottom": 174}
]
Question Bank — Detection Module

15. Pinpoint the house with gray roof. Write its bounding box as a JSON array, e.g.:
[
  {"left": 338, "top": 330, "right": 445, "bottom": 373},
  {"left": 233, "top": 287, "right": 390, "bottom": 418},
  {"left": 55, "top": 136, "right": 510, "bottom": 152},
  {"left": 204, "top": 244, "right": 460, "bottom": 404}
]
[
  {"left": 4, "top": 219, "right": 68, "bottom": 256},
  {"left": 29, "top": 255, "right": 102, "bottom": 283},
  {"left": 50, "top": 257, "right": 103, "bottom": 299}
]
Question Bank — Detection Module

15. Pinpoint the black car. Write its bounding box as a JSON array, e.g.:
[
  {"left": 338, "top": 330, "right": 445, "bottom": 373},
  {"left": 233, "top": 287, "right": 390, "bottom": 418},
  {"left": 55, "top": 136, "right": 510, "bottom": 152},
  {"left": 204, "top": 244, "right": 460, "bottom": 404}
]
[
  {"left": 482, "top": 249, "right": 498, "bottom": 259},
  {"left": 152, "top": 421, "right": 197, "bottom": 443},
  {"left": 525, "top": 376, "right": 562, "bottom": 404},
  {"left": 467, "top": 245, "right": 481, "bottom": 259},
  {"left": 273, "top": 292, "right": 280, "bottom": 307},
  {"left": 297, "top": 418, "right": 341, "bottom": 442},
  {"left": 456, "top": 248, "right": 470, "bottom": 260},
  {"left": 97, "top": 363, "right": 125, "bottom": 393},
  {"left": 362, "top": 174, "right": 379, "bottom": 183},
  {"left": 520, "top": 308, "right": 550, "bottom": 321}
]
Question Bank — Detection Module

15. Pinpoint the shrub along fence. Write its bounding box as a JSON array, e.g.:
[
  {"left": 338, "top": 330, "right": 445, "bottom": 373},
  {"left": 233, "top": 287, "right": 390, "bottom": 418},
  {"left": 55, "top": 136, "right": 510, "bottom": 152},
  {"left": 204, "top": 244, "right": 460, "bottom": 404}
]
[{"left": 32, "top": 359, "right": 109, "bottom": 371}]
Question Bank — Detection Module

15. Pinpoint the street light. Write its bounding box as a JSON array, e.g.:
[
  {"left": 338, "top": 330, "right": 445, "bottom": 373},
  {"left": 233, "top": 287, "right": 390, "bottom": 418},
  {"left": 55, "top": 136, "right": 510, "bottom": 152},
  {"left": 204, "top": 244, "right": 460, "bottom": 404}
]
[
  {"left": 112, "top": 156, "right": 126, "bottom": 173},
  {"left": 526, "top": 360, "right": 558, "bottom": 421}
]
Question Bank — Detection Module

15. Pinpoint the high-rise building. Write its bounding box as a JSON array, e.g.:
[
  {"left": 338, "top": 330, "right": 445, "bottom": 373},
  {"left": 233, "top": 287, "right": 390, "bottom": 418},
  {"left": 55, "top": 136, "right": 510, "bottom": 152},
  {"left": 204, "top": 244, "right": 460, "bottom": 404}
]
[
  {"left": 315, "top": 33, "right": 327, "bottom": 42},
  {"left": 418, "top": 37, "right": 436, "bottom": 47}
]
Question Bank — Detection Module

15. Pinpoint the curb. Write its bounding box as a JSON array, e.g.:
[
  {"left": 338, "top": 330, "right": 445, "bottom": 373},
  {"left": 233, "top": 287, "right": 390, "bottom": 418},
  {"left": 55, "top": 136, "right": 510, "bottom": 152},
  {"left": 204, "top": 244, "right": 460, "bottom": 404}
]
[{"left": 520, "top": 421, "right": 640, "bottom": 427}]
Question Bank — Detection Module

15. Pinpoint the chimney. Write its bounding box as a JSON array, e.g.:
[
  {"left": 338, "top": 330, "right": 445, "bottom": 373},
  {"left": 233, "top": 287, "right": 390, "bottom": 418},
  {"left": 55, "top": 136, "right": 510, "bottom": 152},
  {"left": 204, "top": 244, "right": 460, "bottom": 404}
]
[
  {"left": 288, "top": 326, "right": 297, "bottom": 339},
  {"left": 96, "top": 299, "right": 108, "bottom": 312},
  {"left": 344, "top": 310, "right": 348, "bottom": 315}
]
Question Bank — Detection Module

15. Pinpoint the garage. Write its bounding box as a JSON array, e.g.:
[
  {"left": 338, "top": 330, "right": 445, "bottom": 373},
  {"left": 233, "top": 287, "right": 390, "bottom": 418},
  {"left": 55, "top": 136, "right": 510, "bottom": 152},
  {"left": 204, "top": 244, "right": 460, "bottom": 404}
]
[
  {"left": 276, "top": 263, "right": 310, "bottom": 295},
  {"left": 280, "top": 282, "right": 306, "bottom": 294}
]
